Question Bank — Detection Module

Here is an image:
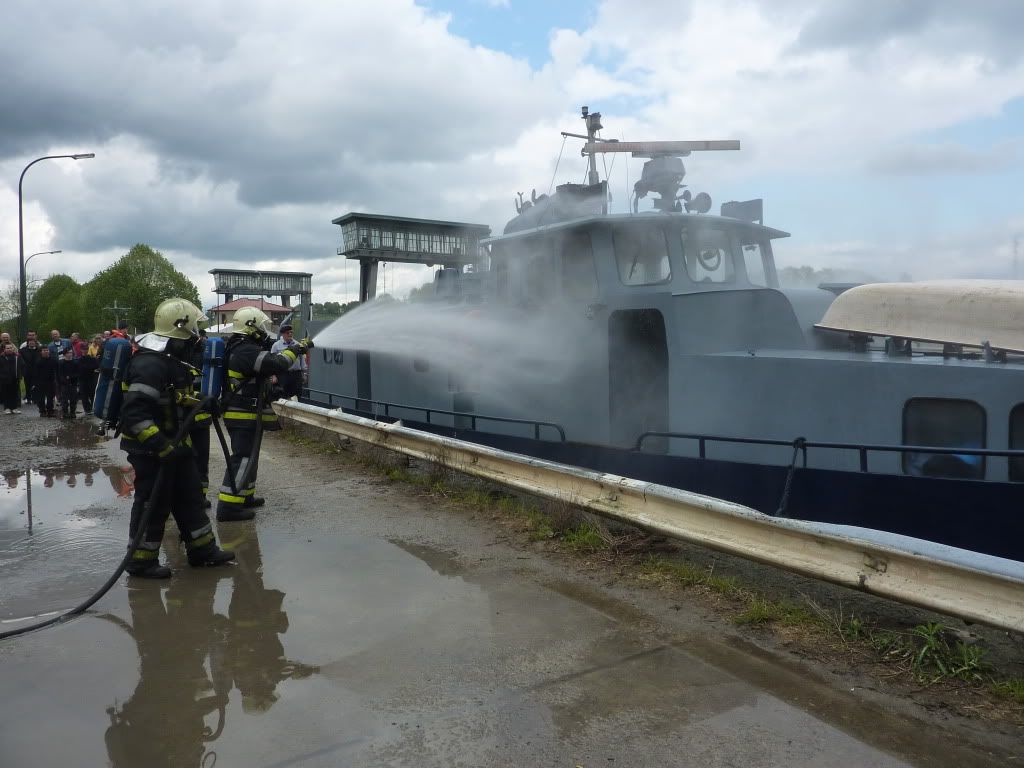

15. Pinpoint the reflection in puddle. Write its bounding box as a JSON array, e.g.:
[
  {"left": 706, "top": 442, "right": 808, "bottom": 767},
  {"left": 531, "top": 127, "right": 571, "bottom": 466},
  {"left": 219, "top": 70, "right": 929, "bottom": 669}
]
[
  {"left": 104, "top": 528, "right": 318, "bottom": 768},
  {"left": 26, "top": 416, "right": 106, "bottom": 448},
  {"left": 1, "top": 464, "right": 135, "bottom": 528},
  {"left": 0, "top": 463, "right": 136, "bottom": 620}
]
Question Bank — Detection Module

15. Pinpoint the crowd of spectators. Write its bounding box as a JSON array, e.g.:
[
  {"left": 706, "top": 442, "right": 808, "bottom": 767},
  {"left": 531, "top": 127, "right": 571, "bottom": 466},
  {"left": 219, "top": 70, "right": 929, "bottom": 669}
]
[{"left": 0, "top": 321, "right": 129, "bottom": 418}]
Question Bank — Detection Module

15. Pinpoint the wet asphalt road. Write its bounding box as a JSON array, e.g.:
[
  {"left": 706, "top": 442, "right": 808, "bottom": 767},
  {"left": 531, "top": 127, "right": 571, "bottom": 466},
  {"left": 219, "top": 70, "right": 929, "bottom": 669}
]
[{"left": 0, "top": 412, "right": 1017, "bottom": 767}]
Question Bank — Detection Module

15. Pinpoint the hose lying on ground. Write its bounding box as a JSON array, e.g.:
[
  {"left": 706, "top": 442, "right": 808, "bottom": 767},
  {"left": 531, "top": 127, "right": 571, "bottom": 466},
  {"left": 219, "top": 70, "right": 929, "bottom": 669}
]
[{"left": 0, "top": 396, "right": 221, "bottom": 641}]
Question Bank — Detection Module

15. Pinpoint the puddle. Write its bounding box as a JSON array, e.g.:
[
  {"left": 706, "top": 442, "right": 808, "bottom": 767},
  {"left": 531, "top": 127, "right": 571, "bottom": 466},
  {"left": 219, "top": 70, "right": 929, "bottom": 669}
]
[
  {"left": 0, "top": 463, "right": 135, "bottom": 621},
  {"left": 25, "top": 416, "right": 106, "bottom": 448}
]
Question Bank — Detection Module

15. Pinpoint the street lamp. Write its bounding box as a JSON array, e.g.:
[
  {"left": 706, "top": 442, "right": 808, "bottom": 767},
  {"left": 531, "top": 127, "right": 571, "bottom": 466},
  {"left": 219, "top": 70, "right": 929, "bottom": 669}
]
[
  {"left": 25, "top": 249, "right": 62, "bottom": 271},
  {"left": 18, "top": 153, "right": 94, "bottom": 340}
]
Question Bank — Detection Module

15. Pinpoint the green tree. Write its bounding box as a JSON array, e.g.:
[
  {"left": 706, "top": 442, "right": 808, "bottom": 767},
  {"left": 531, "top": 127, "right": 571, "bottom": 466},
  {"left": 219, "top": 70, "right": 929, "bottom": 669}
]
[
  {"left": 0, "top": 281, "right": 20, "bottom": 329},
  {"left": 81, "top": 244, "right": 200, "bottom": 333},
  {"left": 29, "top": 274, "right": 85, "bottom": 335},
  {"left": 312, "top": 300, "right": 359, "bottom": 318}
]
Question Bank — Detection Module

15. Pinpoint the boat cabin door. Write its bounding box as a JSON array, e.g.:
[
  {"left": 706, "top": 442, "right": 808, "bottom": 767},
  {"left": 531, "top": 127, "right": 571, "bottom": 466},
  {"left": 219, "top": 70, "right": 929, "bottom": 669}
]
[
  {"left": 356, "top": 351, "right": 372, "bottom": 411},
  {"left": 608, "top": 309, "right": 669, "bottom": 449}
]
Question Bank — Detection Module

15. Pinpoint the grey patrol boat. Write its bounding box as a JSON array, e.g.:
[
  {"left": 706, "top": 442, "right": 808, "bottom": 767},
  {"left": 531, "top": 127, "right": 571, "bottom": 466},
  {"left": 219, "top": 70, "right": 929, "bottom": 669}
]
[{"left": 311, "top": 107, "right": 1024, "bottom": 563}]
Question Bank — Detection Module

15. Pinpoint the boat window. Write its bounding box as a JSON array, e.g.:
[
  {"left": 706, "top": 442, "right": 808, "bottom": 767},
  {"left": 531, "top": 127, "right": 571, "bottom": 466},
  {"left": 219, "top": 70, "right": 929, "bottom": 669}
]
[
  {"left": 1009, "top": 405, "right": 1024, "bottom": 481},
  {"left": 685, "top": 228, "right": 736, "bottom": 284},
  {"left": 560, "top": 232, "right": 598, "bottom": 300},
  {"left": 740, "top": 240, "right": 768, "bottom": 286},
  {"left": 902, "top": 398, "right": 985, "bottom": 480},
  {"left": 614, "top": 225, "right": 670, "bottom": 285}
]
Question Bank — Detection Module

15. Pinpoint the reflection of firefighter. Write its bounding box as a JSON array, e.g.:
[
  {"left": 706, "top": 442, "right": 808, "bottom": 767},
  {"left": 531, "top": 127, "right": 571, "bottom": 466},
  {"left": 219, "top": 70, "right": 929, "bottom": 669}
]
[
  {"left": 105, "top": 579, "right": 226, "bottom": 768},
  {"left": 104, "top": 526, "right": 317, "bottom": 767},
  {"left": 219, "top": 526, "right": 318, "bottom": 712}
]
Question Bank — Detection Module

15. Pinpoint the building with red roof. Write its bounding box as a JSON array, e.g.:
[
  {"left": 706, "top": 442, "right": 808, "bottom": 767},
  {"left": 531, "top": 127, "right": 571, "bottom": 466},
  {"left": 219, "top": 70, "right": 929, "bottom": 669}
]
[{"left": 208, "top": 298, "right": 291, "bottom": 330}]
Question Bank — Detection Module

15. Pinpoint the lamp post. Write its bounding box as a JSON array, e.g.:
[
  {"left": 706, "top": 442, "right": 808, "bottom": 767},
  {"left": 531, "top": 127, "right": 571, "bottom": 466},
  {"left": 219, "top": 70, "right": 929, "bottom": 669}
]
[
  {"left": 18, "top": 154, "right": 94, "bottom": 341},
  {"left": 25, "top": 249, "right": 62, "bottom": 270}
]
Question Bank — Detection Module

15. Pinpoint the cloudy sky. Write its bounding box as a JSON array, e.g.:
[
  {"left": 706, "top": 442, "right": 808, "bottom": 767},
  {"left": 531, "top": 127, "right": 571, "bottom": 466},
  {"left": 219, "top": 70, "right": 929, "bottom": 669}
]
[{"left": 2, "top": 0, "right": 1022, "bottom": 310}]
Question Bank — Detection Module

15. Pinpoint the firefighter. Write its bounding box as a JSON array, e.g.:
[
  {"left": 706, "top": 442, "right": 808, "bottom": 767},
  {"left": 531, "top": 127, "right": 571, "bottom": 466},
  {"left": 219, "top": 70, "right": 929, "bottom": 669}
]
[
  {"left": 216, "top": 307, "right": 312, "bottom": 521},
  {"left": 120, "top": 298, "right": 234, "bottom": 578}
]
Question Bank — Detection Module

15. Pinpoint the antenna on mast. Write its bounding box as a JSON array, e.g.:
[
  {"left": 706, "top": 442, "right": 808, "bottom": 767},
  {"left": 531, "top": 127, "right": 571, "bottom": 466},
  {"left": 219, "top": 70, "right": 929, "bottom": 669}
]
[{"left": 561, "top": 106, "right": 740, "bottom": 214}]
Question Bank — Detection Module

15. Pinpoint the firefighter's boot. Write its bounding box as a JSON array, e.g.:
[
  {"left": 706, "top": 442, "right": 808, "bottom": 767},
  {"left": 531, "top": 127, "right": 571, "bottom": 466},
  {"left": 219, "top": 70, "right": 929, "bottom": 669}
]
[
  {"left": 217, "top": 506, "right": 256, "bottom": 522},
  {"left": 125, "top": 557, "right": 172, "bottom": 579},
  {"left": 187, "top": 541, "right": 236, "bottom": 567}
]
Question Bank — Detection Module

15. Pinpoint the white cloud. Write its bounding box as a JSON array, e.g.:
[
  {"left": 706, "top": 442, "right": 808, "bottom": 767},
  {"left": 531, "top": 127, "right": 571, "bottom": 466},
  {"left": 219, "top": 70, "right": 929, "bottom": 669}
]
[{"left": 1, "top": 0, "right": 1022, "bottom": 316}]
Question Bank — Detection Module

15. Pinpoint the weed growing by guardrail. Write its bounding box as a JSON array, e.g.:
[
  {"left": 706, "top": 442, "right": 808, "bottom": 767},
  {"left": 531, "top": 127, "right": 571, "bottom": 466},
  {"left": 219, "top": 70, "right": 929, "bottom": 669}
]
[{"left": 842, "top": 620, "right": 991, "bottom": 684}]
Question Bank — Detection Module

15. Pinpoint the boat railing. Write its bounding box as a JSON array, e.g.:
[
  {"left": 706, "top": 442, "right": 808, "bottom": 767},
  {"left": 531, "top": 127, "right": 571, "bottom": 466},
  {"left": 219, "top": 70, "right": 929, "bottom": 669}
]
[
  {"left": 634, "top": 431, "right": 1024, "bottom": 473},
  {"left": 302, "top": 388, "right": 567, "bottom": 442}
]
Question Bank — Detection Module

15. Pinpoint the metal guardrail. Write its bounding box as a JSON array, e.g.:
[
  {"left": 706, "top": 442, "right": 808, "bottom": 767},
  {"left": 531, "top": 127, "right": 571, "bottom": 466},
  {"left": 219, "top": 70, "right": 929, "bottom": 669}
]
[
  {"left": 275, "top": 400, "right": 1024, "bottom": 633},
  {"left": 635, "top": 431, "right": 1024, "bottom": 473},
  {"left": 303, "top": 388, "right": 567, "bottom": 441}
]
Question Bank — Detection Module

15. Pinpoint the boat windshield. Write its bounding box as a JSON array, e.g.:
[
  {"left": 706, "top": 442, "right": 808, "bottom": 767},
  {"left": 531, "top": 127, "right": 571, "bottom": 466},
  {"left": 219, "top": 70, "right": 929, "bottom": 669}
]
[
  {"left": 614, "top": 225, "right": 671, "bottom": 285},
  {"left": 740, "top": 239, "right": 768, "bottom": 286},
  {"left": 684, "top": 228, "right": 736, "bottom": 284}
]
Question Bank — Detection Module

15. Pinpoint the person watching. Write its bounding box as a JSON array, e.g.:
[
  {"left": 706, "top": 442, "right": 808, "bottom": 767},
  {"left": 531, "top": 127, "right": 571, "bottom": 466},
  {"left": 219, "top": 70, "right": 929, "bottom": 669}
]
[
  {"left": 269, "top": 324, "right": 307, "bottom": 400},
  {"left": 0, "top": 343, "right": 24, "bottom": 415}
]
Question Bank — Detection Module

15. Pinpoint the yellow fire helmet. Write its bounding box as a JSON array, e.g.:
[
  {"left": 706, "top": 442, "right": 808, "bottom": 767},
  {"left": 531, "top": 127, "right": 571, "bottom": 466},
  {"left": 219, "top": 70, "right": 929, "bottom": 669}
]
[
  {"left": 231, "top": 306, "right": 273, "bottom": 339},
  {"left": 153, "top": 298, "right": 207, "bottom": 340}
]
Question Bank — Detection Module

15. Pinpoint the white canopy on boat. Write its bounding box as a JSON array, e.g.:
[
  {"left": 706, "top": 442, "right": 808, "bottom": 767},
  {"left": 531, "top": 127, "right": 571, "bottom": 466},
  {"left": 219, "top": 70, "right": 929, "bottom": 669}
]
[{"left": 815, "top": 280, "right": 1024, "bottom": 353}]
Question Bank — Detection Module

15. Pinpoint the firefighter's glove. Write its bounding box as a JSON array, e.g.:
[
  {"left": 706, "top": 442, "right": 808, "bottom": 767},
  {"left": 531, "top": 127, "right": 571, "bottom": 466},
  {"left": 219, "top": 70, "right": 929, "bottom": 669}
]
[
  {"left": 176, "top": 391, "right": 201, "bottom": 408},
  {"left": 157, "top": 441, "right": 192, "bottom": 460},
  {"left": 297, "top": 337, "right": 314, "bottom": 352}
]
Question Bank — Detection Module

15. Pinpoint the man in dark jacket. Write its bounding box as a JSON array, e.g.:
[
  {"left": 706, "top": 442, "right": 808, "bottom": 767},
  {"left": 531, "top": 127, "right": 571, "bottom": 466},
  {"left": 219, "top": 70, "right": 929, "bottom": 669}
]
[
  {"left": 57, "top": 348, "right": 79, "bottom": 418},
  {"left": 33, "top": 346, "right": 58, "bottom": 416},
  {"left": 19, "top": 330, "right": 42, "bottom": 404},
  {"left": 215, "top": 307, "right": 311, "bottom": 521},
  {"left": 0, "top": 343, "right": 23, "bottom": 414},
  {"left": 119, "top": 298, "right": 234, "bottom": 578}
]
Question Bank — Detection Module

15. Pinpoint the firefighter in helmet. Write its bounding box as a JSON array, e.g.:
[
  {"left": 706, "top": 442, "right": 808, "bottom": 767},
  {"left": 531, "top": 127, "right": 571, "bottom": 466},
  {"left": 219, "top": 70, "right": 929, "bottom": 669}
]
[
  {"left": 216, "top": 307, "right": 312, "bottom": 521},
  {"left": 120, "top": 298, "right": 234, "bottom": 578}
]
